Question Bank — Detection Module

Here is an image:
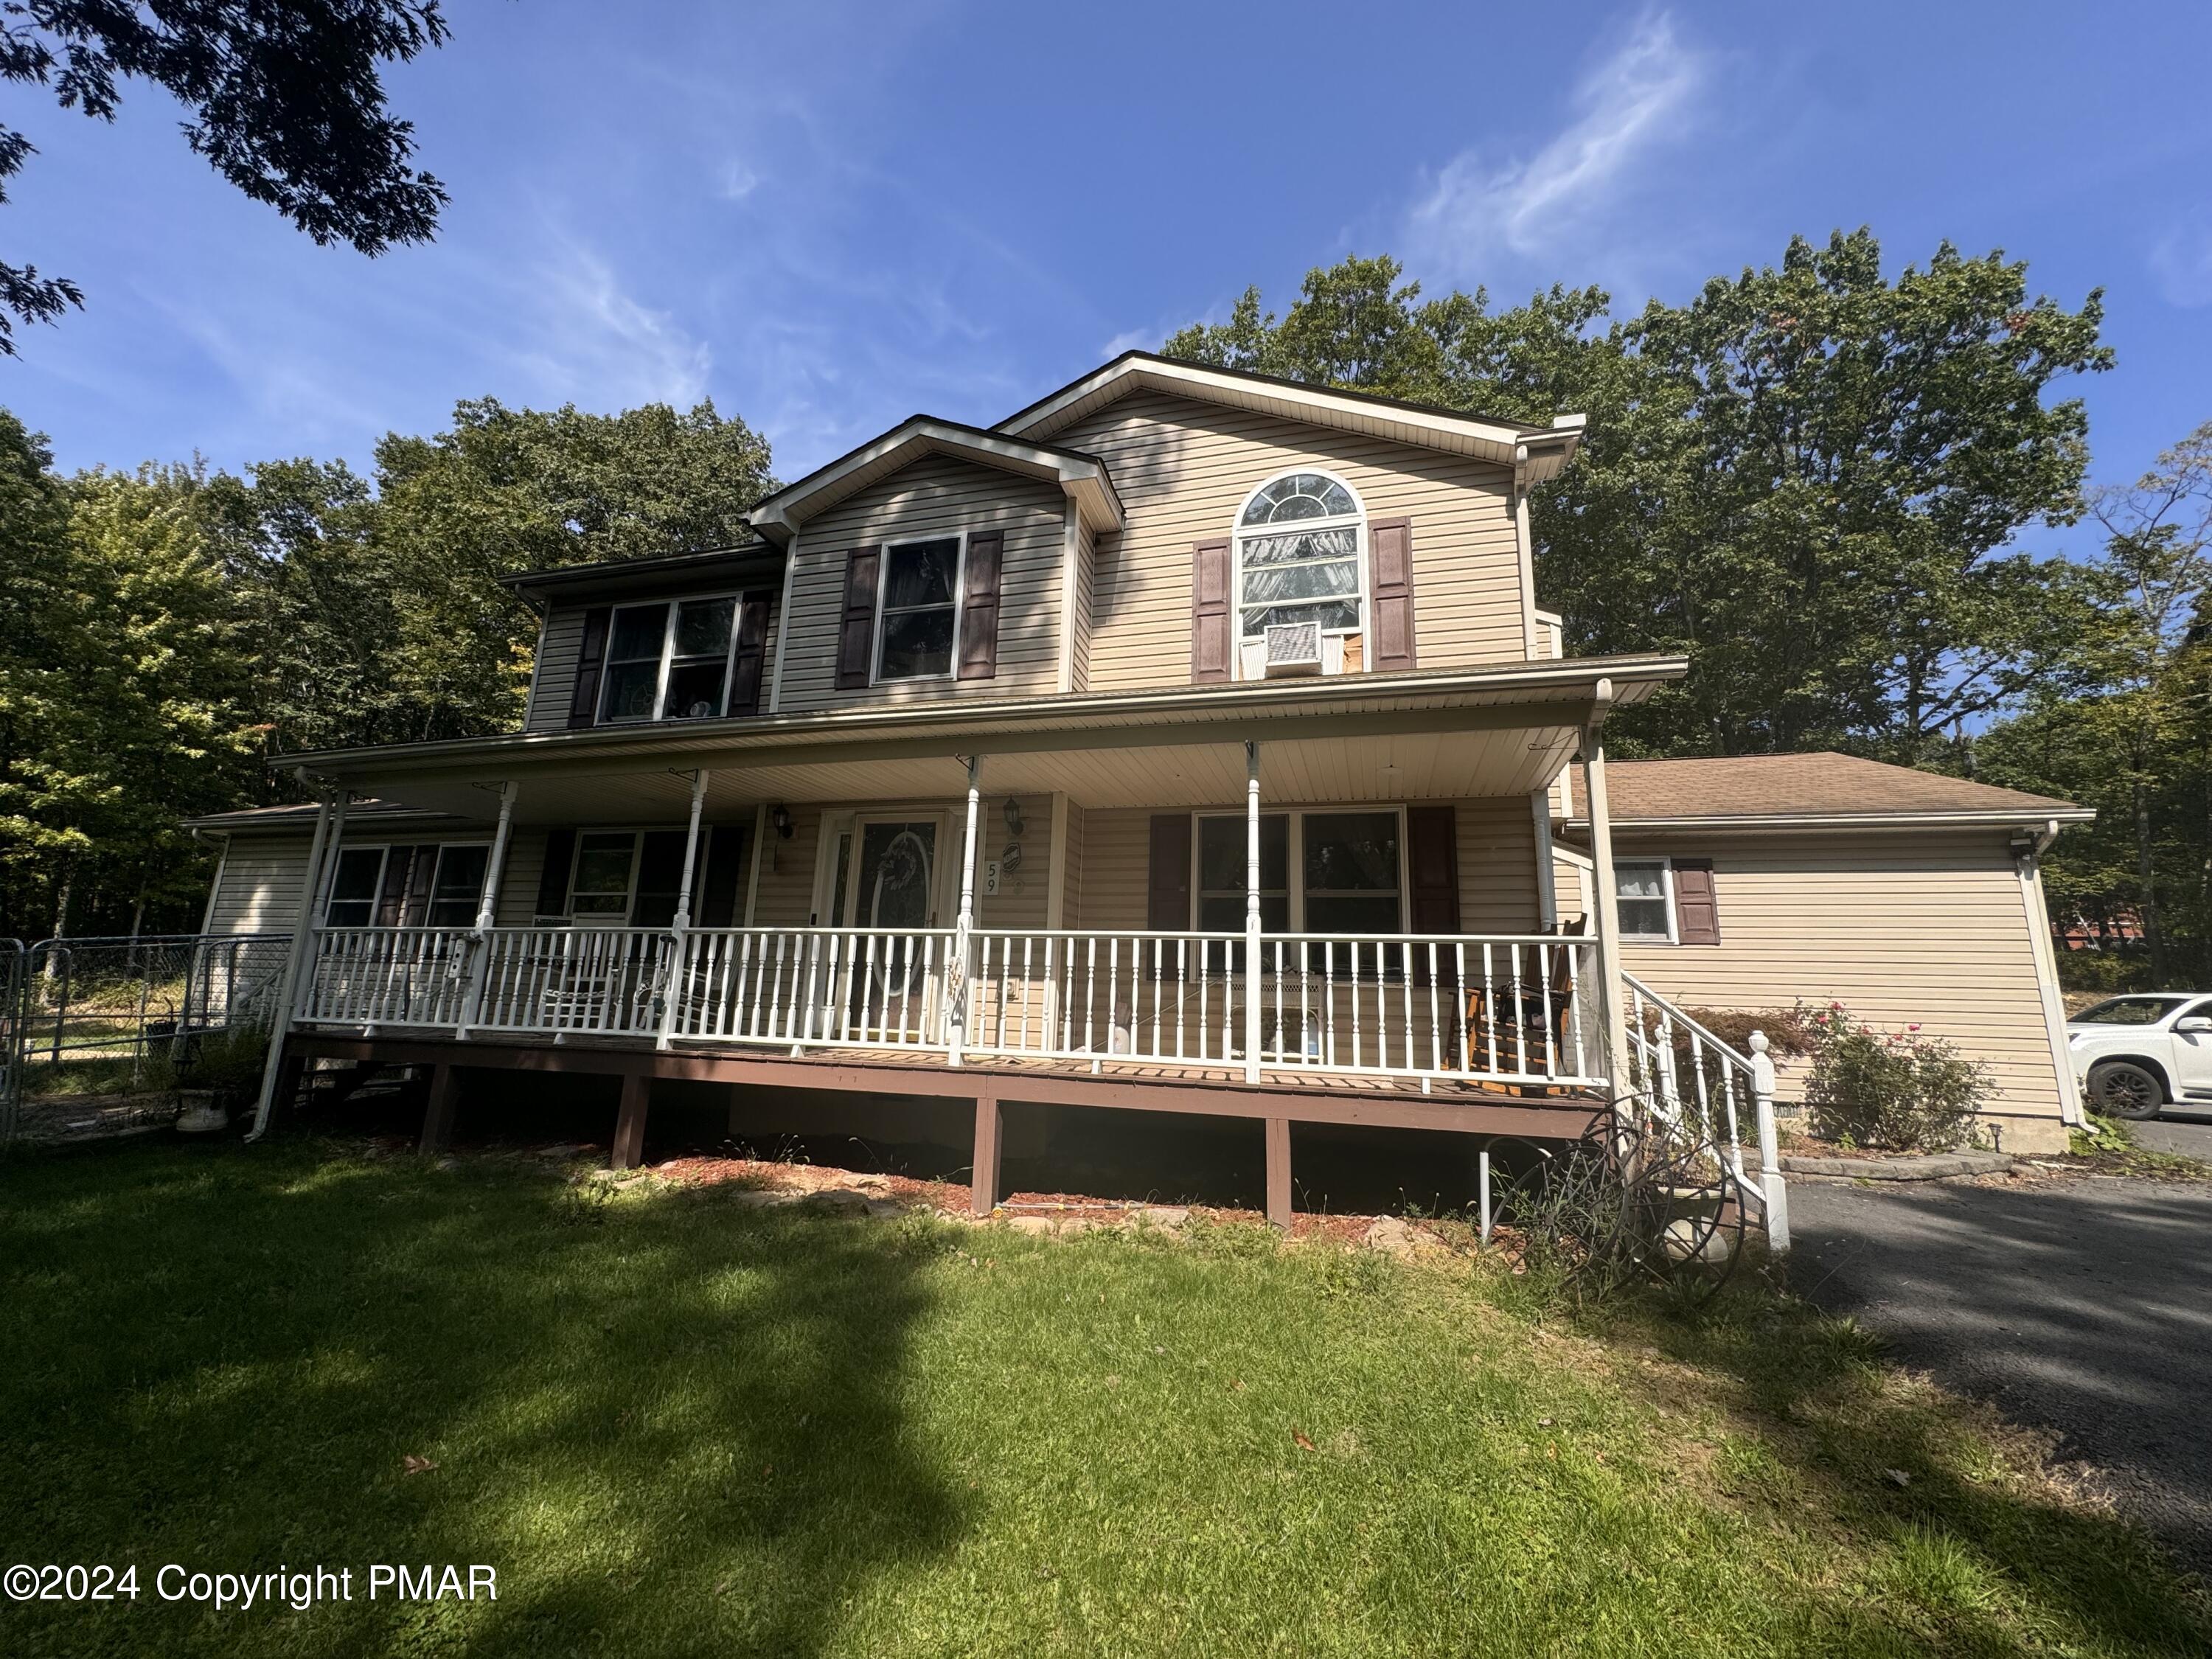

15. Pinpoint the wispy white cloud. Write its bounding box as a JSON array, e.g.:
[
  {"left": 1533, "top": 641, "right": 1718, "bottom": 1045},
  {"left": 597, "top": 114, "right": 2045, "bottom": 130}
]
[
  {"left": 1408, "top": 9, "right": 1707, "bottom": 278},
  {"left": 717, "top": 159, "right": 760, "bottom": 201},
  {"left": 2151, "top": 216, "right": 2212, "bottom": 307},
  {"left": 507, "top": 235, "right": 713, "bottom": 410},
  {"left": 1099, "top": 325, "right": 1157, "bottom": 358}
]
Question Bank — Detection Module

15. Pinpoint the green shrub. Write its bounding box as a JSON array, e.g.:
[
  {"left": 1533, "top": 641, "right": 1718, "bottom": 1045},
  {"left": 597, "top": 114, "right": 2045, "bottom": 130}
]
[
  {"left": 1801, "top": 1003, "right": 1991, "bottom": 1152},
  {"left": 176, "top": 1027, "right": 270, "bottom": 1105}
]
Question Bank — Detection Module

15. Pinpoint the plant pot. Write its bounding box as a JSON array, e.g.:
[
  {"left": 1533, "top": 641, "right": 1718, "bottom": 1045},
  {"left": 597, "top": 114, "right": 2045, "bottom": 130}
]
[{"left": 175, "top": 1089, "right": 229, "bottom": 1135}]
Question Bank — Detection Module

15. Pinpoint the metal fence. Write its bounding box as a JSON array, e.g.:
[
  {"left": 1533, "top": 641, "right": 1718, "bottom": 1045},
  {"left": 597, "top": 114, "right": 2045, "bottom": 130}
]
[{"left": 3, "top": 934, "right": 293, "bottom": 1142}]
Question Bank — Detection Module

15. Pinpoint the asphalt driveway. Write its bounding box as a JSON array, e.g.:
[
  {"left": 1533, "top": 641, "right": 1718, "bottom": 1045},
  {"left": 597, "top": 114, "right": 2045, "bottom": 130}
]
[{"left": 1790, "top": 1172, "right": 2212, "bottom": 1571}]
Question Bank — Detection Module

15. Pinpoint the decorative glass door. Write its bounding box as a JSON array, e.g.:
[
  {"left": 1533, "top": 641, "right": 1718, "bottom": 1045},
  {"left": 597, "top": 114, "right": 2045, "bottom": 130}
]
[{"left": 842, "top": 819, "right": 940, "bottom": 1037}]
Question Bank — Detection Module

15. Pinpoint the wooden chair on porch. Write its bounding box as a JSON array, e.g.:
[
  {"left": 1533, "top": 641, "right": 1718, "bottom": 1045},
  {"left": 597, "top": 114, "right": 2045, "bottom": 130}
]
[{"left": 1461, "top": 917, "right": 1587, "bottom": 1088}]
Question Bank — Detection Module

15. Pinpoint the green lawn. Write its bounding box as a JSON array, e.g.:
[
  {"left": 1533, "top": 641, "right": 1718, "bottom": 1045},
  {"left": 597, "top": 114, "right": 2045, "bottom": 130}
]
[{"left": 2, "top": 1139, "right": 2203, "bottom": 1657}]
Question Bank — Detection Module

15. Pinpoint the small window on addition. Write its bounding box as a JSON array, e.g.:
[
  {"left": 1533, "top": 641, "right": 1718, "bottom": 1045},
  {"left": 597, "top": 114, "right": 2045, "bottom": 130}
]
[
  {"left": 324, "top": 847, "right": 388, "bottom": 928},
  {"left": 1614, "top": 860, "right": 1672, "bottom": 940}
]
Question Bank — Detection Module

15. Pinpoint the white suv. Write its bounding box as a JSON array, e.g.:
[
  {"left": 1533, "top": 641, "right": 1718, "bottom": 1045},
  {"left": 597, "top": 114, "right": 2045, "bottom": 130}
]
[{"left": 2068, "top": 994, "right": 2212, "bottom": 1119}]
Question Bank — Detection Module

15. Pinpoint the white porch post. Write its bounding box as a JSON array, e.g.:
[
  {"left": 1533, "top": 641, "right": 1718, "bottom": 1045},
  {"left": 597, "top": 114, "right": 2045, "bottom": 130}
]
[
  {"left": 456, "top": 780, "right": 518, "bottom": 1040},
  {"left": 1577, "top": 697, "right": 1630, "bottom": 1093},
  {"left": 1244, "top": 740, "right": 1262, "bottom": 1084},
  {"left": 950, "top": 754, "right": 982, "bottom": 1066},
  {"left": 246, "top": 785, "right": 344, "bottom": 1140},
  {"left": 1748, "top": 1031, "right": 1791, "bottom": 1253},
  {"left": 657, "top": 769, "right": 710, "bottom": 1051}
]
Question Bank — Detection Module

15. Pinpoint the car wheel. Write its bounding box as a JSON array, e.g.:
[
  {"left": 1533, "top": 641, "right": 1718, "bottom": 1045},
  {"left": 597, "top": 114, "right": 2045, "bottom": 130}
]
[{"left": 2088, "top": 1060, "right": 2166, "bottom": 1120}]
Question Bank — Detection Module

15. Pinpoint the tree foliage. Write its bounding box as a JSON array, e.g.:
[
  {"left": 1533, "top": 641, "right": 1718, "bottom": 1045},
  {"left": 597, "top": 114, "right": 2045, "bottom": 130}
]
[
  {"left": 0, "top": 394, "right": 776, "bottom": 936},
  {"left": 0, "top": 0, "right": 452, "bottom": 353},
  {"left": 1167, "top": 234, "right": 2111, "bottom": 760}
]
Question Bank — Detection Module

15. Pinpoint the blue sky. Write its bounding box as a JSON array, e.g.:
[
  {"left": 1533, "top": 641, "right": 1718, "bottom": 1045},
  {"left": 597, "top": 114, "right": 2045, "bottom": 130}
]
[{"left": 7, "top": 0, "right": 2211, "bottom": 534}]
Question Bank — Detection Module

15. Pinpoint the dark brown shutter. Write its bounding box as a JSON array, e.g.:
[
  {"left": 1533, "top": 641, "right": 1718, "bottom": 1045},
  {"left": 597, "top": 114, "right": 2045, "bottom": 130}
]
[
  {"left": 698, "top": 827, "right": 748, "bottom": 928},
  {"left": 1672, "top": 860, "right": 1721, "bottom": 945},
  {"left": 728, "top": 592, "right": 771, "bottom": 715},
  {"left": 957, "top": 530, "right": 1004, "bottom": 680},
  {"left": 568, "top": 607, "right": 611, "bottom": 728},
  {"left": 373, "top": 847, "right": 412, "bottom": 926},
  {"left": 1368, "top": 518, "right": 1417, "bottom": 672},
  {"left": 1190, "top": 539, "right": 1233, "bottom": 683},
  {"left": 633, "top": 831, "right": 688, "bottom": 929},
  {"left": 1406, "top": 806, "right": 1459, "bottom": 985},
  {"left": 534, "top": 828, "right": 577, "bottom": 920},
  {"left": 1406, "top": 807, "right": 1460, "bottom": 933},
  {"left": 402, "top": 844, "right": 439, "bottom": 926},
  {"left": 1147, "top": 814, "right": 1193, "bottom": 929},
  {"left": 835, "top": 548, "right": 881, "bottom": 690}
]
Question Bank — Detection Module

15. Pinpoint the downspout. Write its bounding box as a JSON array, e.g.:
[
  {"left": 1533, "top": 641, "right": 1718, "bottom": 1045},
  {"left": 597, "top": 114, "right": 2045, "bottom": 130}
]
[
  {"left": 246, "top": 774, "right": 343, "bottom": 1141},
  {"left": 1576, "top": 680, "right": 1629, "bottom": 1091},
  {"left": 1512, "top": 445, "right": 1540, "bottom": 661}
]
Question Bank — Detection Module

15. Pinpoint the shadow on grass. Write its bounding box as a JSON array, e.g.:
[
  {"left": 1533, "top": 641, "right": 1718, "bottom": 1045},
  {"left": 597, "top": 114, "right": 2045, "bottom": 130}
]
[
  {"left": 0, "top": 1136, "right": 964, "bottom": 1658},
  {"left": 1591, "top": 1270, "right": 2212, "bottom": 1655}
]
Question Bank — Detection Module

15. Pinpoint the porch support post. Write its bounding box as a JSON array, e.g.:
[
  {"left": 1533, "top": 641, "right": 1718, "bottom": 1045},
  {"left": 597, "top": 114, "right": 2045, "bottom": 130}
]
[
  {"left": 456, "top": 779, "right": 519, "bottom": 1041},
  {"left": 1577, "top": 688, "right": 1630, "bottom": 1093},
  {"left": 1264, "top": 1116, "right": 1291, "bottom": 1229},
  {"left": 419, "top": 1061, "right": 461, "bottom": 1155},
  {"left": 1244, "top": 740, "right": 1262, "bottom": 1085},
  {"left": 1749, "top": 1032, "right": 1790, "bottom": 1253},
  {"left": 612, "top": 1070, "right": 650, "bottom": 1170},
  {"left": 970, "top": 1088, "right": 1001, "bottom": 1216},
  {"left": 657, "top": 769, "right": 710, "bottom": 1051},
  {"left": 247, "top": 785, "right": 342, "bottom": 1141},
  {"left": 950, "top": 754, "right": 982, "bottom": 1067}
]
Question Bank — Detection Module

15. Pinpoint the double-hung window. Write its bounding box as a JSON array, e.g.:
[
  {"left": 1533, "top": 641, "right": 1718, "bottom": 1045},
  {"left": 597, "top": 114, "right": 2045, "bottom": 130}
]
[
  {"left": 1614, "top": 860, "right": 1674, "bottom": 941},
  {"left": 1190, "top": 810, "right": 1404, "bottom": 935},
  {"left": 877, "top": 538, "right": 961, "bottom": 680},
  {"left": 566, "top": 830, "right": 689, "bottom": 928},
  {"left": 599, "top": 597, "right": 742, "bottom": 723},
  {"left": 1236, "top": 472, "right": 1365, "bottom": 643}
]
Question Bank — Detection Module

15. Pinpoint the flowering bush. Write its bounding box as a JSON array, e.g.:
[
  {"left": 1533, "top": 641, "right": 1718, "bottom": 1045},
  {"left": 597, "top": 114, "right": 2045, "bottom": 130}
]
[{"left": 1800, "top": 1003, "right": 1991, "bottom": 1152}]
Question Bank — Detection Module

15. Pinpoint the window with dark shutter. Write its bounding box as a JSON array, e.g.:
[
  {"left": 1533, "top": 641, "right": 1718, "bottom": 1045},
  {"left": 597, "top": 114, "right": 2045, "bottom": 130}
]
[
  {"left": 1190, "top": 540, "right": 1232, "bottom": 683},
  {"left": 1147, "top": 814, "right": 1194, "bottom": 929},
  {"left": 1672, "top": 860, "right": 1722, "bottom": 945},
  {"left": 568, "top": 607, "right": 611, "bottom": 728},
  {"left": 958, "top": 530, "right": 1003, "bottom": 680},
  {"left": 534, "top": 828, "right": 577, "bottom": 921},
  {"left": 728, "top": 594, "right": 771, "bottom": 715},
  {"left": 1368, "top": 518, "right": 1417, "bottom": 672},
  {"left": 835, "top": 548, "right": 883, "bottom": 689}
]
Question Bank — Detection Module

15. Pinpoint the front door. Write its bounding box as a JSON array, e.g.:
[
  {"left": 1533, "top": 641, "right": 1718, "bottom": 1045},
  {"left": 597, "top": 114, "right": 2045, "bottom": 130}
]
[{"left": 841, "top": 819, "right": 942, "bottom": 1032}]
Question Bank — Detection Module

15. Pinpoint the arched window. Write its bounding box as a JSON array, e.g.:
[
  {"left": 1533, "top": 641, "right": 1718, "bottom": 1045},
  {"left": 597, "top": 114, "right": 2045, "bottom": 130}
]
[{"left": 1234, "top": 470, "right": 1365, "bottom": 644}]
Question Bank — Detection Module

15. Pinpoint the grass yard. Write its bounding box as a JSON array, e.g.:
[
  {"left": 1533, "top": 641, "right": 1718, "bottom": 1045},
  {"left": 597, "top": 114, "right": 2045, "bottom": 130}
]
[{"left": 2, "top": 1138, "right": 2205, "bottom": 1658}]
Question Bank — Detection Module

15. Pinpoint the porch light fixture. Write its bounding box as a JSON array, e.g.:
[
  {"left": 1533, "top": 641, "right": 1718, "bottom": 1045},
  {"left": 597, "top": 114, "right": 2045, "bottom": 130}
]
[
  {"left": 771, "top": 803, "right": 793, "bottom": 840},
  {"left": 1003, "top": 798, "right": 1025, "bottom": 838}
]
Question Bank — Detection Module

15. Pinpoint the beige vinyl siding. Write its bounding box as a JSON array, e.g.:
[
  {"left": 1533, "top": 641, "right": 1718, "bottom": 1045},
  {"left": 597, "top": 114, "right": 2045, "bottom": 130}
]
[
  {"left": 206, "top": 837, "right": 313, "bottom": 934},
  {"left": 1055, "top": 390, "right": 1526, "bottom": 691},
  {"left": 1609, "top": 833, "right": 2068, "bottom": 1147},
  {"left": 750, "top": 807, "right": 825, "bottom": 928},
  {"left": 524, "top": 607, "right": 588, "bottom": 732},
  {"left": 778, "top": 456, "right": 1065, "bottom": 712},
  {"left": 1059, "top": 800, "right": 1086, "bottom": 928},
  {"left": 493, "top": 830, "right": 551, "bottom": 925},
  {"left": 1071, "top": 518, "right": 1096, "bottom": 692}
]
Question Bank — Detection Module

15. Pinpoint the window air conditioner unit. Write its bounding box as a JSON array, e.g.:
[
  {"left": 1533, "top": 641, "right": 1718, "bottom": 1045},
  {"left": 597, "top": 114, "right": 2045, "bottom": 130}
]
[{"left": 1263, "top": 620, "right": 1324, "bottom": 677}]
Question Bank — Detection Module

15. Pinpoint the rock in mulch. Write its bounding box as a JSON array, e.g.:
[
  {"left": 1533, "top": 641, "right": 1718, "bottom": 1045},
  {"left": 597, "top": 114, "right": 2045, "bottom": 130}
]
[{"left": 1360, "top": 1215, "right": 1440, "bottom": 1259}]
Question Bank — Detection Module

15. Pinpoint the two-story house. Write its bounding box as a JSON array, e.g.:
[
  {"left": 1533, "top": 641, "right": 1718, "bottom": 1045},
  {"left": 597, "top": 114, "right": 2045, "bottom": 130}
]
[{"left": 184, "top": 353, "right": 2092, "bottom": 1229}]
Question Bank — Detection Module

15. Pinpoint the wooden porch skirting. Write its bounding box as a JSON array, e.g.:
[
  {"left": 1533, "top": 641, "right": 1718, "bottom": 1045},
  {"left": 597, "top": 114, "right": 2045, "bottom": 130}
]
[{"left": 282, "top": 1030, "right": 1607, "bottom": 1227}]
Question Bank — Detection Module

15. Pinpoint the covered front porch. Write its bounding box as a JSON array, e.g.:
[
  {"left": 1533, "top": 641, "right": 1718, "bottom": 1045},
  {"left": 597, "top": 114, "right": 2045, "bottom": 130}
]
[{"left": 240, "top": 660, "right": 1783, "bottom": 1234}]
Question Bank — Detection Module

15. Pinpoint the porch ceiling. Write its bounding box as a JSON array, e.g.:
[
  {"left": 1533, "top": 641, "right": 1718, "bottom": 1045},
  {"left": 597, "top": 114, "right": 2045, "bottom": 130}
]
[{"left": 293, "top": 655, "right": 1679, "bottom": 821}]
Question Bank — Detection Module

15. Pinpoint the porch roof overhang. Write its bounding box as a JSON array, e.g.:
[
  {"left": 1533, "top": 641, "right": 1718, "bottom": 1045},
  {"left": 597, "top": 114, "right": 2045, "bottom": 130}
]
[
  {"left": 747, "top": 417, "right": 1124, "bottom": 547},
  {"left": 1562, "top": 807, "right": 2098, "bottom": 838},
  {"left": 281, "top": 654, "right": 1684, "bottom": 824}
]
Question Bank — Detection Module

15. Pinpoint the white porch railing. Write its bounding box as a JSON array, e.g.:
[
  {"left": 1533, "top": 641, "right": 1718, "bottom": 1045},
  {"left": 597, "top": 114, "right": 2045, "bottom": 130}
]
[
  {"left": 295, "top": 924, "right": 1611, "bottom": 1092},
  {"left": 1622, "top": 973, "right": 1789, "bottom": 1248}
]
